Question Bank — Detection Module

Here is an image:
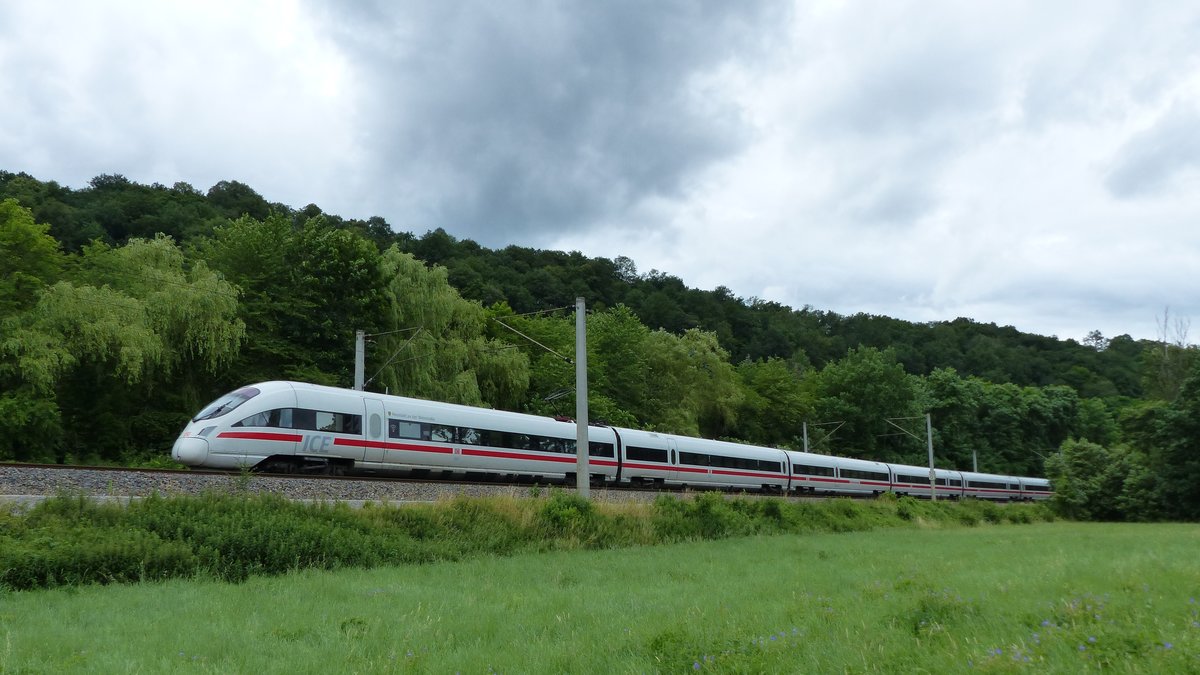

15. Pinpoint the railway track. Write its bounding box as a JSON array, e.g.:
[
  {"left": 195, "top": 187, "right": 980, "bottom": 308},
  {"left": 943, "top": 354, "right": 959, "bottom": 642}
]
[{"left": 1, "top": 462, "right": 809, "bottom": 508}]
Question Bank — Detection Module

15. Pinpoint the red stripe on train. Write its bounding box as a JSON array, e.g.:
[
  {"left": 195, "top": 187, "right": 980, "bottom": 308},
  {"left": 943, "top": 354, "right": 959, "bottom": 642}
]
[
  {"left": 217, "top": 431, "right": 303, "bottom": 443},
  {"left": 710, "top": 469, "right": 789, "bottom": 481},
  {"left": 462, "top": 448, "right": 575, "bottom": 463},
  {"left": 460, "top": 448, "right": 622, "bottom": 467},
  {"left": 335, "top": 438, "right": 453, "bottom": 454}
]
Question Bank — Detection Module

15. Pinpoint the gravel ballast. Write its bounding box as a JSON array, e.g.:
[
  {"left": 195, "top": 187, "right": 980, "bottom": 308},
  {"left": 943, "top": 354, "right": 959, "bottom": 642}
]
[{"left": 0, "top": 465, "right": 671, "bottom": 509}]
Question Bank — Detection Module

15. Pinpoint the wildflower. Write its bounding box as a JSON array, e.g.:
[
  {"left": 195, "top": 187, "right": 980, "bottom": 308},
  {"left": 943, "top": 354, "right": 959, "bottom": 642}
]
[
  {"left": 1041, "top": 619, "right": 1051, "bottom": 627},
  {"left": 1078, "top": 645, "right": 1086, "bottom": 652},
  {"left": 1164, "top": 643, "right": 1173, "bottom": 650},
  {"left": 693, "top": 661, "right": 701, "bottom": 670},
  {"left": 1088, "top": 636, "right": 1096, "bottom": 643},
  {"left": 992, "top": 648, "right": 1003, "bottom": 656}
]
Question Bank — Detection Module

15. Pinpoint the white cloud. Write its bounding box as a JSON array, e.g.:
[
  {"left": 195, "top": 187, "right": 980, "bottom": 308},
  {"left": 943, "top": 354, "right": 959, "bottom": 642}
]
[{"left": 0, "top": 0, "right": 360, "bottom": 204}]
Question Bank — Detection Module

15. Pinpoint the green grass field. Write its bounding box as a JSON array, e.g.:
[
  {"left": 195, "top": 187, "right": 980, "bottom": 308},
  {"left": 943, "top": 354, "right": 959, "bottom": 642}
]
[{"left": 1, "top": 521, "right": 1196, "bottom": 673}]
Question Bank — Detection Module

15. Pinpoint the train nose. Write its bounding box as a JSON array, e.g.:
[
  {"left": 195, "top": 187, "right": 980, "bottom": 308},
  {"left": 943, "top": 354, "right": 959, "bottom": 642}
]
[{"left": 172, "top": 434, "right": 210, "bottom": 466}]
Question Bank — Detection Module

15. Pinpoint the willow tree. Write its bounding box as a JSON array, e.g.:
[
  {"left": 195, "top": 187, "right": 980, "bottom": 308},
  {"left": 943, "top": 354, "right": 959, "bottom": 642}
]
[
  {"left": 0, "top": 198, "right": 63, "bottom": 318},
  {"left": 0, "top": 235, "right": 242, "bottom": 461},
  {"left": 0, "top": 200, "right": 66, "bottom": 459},
  {"left": 371, "top": 247, "right": 529, "bottom": 409}
]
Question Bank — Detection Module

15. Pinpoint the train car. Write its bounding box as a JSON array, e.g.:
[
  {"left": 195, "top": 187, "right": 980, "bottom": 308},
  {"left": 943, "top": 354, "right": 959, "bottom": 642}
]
[
  {"left": 667, "top": 435, "right": 790, "bottom": 492},
  {"left": 958, "top": 470, "right": 1024, "bottom": 501},
  {"left": 784, "top": 450, "right": 842, "bottom": 494},
  {"left": 834, "top": 457, "right": 894, "bottom": 496},
  {"left": 1019, "top": 476, "right": 1054, "bottom": 501},
  {"left": 174, "top": 381, "right": 621, "bottom": 482},
  {"left": 794, "top": 455, "right": 893, "bottom": 496},
  {"left": 887, "top": 463, "right": 964, "bottom": 500},
  {"left": 613, "top": 427, "right": 674, "bottom": 487}
]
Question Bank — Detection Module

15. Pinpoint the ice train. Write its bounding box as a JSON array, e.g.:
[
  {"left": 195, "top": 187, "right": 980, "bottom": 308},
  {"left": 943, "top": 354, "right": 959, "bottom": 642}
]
[{"left": 172, "top": 381, "right": 1053, "bottom": 501}]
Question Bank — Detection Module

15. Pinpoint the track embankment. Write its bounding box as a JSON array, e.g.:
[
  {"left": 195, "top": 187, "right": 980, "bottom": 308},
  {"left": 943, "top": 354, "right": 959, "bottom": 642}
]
[{"left": 0, "top": 464, "right": 676, "bottom": 509}]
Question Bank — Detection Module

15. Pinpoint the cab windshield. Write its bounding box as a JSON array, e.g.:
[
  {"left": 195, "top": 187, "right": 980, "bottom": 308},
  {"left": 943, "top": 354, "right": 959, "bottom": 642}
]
[{"left": 192, "top": 386, "right": 261, "bottom": 422}]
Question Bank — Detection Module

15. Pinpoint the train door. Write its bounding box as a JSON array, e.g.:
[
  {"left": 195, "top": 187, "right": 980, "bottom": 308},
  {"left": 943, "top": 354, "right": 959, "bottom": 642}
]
[
  {"left": 361, "top": 398, "right": 387, "bottom": 465},
  {"left": 666, "top": 438, "right": 681, "bottom": 484}
]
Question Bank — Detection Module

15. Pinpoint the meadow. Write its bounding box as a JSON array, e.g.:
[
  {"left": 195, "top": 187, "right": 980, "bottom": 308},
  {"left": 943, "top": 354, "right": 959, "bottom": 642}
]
[{"left": 1, "top": 512, "right": 1196, "bottom": 672}]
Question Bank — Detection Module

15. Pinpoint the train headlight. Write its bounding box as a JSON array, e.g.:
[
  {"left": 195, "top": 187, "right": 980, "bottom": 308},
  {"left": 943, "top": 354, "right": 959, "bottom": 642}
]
[{"left": 172, "top": 435, "right": 210, "bottom": 466}]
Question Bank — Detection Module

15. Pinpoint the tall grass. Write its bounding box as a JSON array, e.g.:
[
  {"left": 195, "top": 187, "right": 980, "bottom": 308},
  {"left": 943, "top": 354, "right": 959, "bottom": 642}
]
[{"left": 0, "top": 490, "right": 1052, "bottom": 591}]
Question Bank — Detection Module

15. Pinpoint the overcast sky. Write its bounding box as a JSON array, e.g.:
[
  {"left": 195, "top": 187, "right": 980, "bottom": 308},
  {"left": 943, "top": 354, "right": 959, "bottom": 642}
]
[{"left": 3, "top": 1, "right": 1199, "bottom": 344}]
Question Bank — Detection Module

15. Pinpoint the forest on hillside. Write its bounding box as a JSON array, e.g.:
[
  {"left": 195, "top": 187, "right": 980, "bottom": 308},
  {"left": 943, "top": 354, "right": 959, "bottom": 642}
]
[{"left": 2, "top": 171, "right": 1197, "bottom": 519}]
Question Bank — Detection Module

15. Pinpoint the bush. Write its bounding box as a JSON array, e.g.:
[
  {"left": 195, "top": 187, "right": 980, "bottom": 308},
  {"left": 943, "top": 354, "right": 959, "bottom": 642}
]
[{"left": 537, "top": 491, "right": 599, "bottom": 545}]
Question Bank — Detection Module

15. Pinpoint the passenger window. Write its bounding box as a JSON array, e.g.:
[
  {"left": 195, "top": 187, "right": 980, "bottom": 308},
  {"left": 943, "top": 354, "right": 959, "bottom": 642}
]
[
  {"left": 291, "top": 408, "right": 317, "bottom": 431},
  {"left": 390, "top": 420, "right": 426, "bottom": 440},
  {"left": 316, "top": 412, "right": 337, "bottom": 432},
  {"left": 236, "top": 410, "right": 274, "bottom": 428}
]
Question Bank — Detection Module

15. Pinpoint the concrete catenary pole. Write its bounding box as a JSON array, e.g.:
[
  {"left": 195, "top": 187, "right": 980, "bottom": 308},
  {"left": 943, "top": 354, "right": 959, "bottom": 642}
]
[
  {"left": 926, "top": 412, "right": 937, "bottom": 502},
  {"left": 354, "top": 330, "right": 365, "bottom": 391},
  {"left": 575, "top": 297, "right": 590, "bottom": 499}
]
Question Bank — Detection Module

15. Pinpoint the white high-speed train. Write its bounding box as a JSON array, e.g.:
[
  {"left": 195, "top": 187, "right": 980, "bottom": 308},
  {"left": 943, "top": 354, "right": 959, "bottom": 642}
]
[{"left": 172, "top": 381, "right": 1053, "bottom": 501}]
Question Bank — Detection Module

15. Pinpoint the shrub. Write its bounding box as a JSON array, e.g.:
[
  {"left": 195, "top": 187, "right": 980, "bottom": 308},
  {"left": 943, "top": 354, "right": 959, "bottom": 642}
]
[{"left": 537, "top": 491, "right": 599, "bottom": 544}]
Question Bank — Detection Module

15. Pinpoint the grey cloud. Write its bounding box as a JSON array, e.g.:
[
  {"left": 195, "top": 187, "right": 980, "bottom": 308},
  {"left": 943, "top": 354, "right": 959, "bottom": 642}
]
[
  {"left": 799, "top": 5, "right": 1004, "bottom": 140},
  {"left": 822, "top": 45, "right": 998, "bottom": 138},
  {"left": 833, "top": 167, "right": 937, "bottom": 226},
  {"left": 308, "top": 0, "right": 788, "bottom": 245},
  {"left": 1105, "top": 102, "right": 1200, "bottom": 198}
]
